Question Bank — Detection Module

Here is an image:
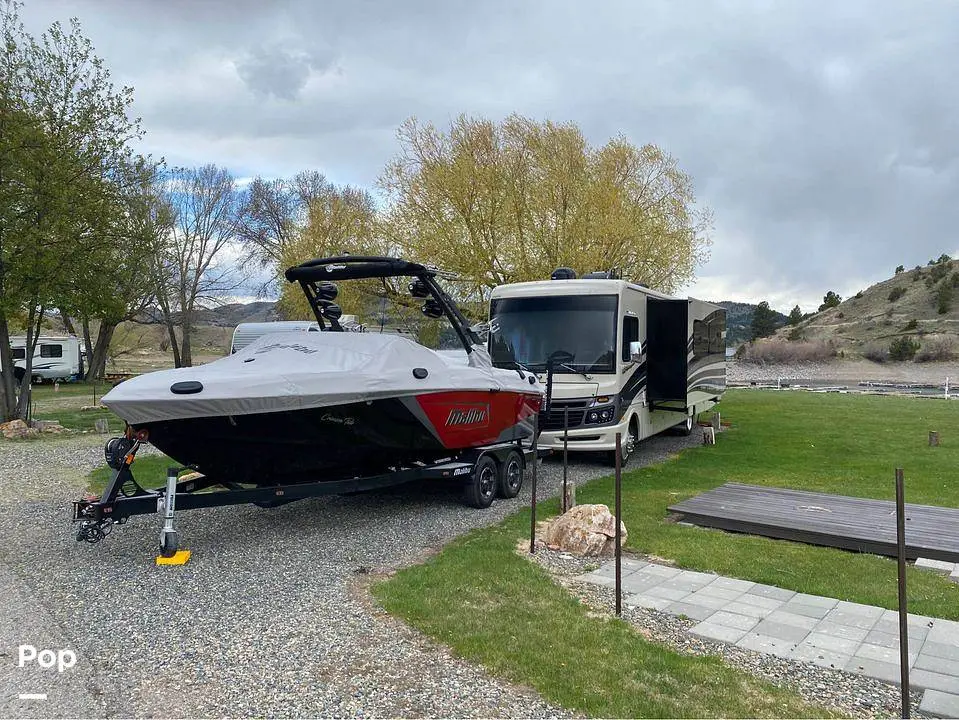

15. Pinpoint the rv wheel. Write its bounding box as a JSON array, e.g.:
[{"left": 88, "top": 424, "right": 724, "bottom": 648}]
[
  {"left": 607, "top": 423, "right": 638, "bottom": 467},
  {"left": 496, "top": 450, "right": 524, "bottom": 499},
  {"left": 672, "top": 413, "right": 694, "bottom": 436},
  {"left": 464, "top": 455, "right": 497, "bottom": 509}
]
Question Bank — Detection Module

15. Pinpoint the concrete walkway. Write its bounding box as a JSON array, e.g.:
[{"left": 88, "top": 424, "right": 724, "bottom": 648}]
[{"left": 579, "top": 558, "right": 959, "bottom": 717}]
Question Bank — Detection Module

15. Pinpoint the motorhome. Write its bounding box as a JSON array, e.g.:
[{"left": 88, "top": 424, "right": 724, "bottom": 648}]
[
  {"left": 5, "top": 335, "right": 82, "bottom": 383},
  {"left": 488, "top": 269, "right": 726, "bottom": 464}
]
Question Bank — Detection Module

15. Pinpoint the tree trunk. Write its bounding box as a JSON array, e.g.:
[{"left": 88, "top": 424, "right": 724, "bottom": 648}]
[
  {"left": 60, "top": 311, "right": 77, "bottom": 337},
  {"left": 85, "top": 322, "right": 116, "bottom": 381},
  {"left": 0, "top": 312, "right": 17, "bottom": 421},
  {"left": 16, "top": 304, "right": 44, "bottom": 420},
  {"left": 180, "top": 315, "right": 193, "bottom": 367},
  {"left": 80, "top": 318, "right": 94, "bottom": 368}
]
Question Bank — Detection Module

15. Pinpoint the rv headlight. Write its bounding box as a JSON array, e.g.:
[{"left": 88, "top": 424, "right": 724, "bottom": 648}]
[{"left": 585, "top": 406, "right": 616, "bottom": 425}]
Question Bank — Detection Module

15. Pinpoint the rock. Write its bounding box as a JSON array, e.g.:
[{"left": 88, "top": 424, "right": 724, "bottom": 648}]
[
  {"left": 31, "top": 420, "right": 67, "bottom": 434},
  {"left": 80, "top": 405, "right": 107, "bottom": 412},
  {"left": 1, "top": 419, "right": 40, "bottom": 439},
  {"left": 544, "top": 504, "right": 627, "bottom": 556}
]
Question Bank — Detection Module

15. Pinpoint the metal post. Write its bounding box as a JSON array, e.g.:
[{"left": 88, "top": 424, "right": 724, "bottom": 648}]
[
  {"left": 529, "top": 413, "right": 538, "bottom": 554},
  {"left": 615, "top": 431, "right": 623, "bottom": 617},
  {"left": 562, "top": 407, "right": 569, "bottom": 514},
  {"left": 896, "top": 467, "right": 910, "bottom": 719},
  {"left": 160, "top": 467, "right": 179, "bottom": 557}
]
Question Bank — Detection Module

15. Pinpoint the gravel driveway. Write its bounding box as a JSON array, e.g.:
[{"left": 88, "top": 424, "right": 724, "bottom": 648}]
[{"left": 0, "top": 430, "right": 701, "bottom": 718}]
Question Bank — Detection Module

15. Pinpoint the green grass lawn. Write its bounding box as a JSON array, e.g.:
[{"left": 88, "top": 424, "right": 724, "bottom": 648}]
[
  {"left": 86, "top": 454, "right": 176, "bottom": 494},
  {"left": 374, "top": 390, "right": 959, "bottom": 717}
]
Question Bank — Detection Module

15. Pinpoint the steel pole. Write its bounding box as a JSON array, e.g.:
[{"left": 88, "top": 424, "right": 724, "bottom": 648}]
[
  {"left": 615, "top": 431, "right": 622, "bottom": 616},
  {"left": 530, "top": 413, "right": 538, "bottom": 554},
  {"left": 896, "top": 467, "right": 910, "bottom": 718},
  {"left": 562, "top": 407, "right": 569, "bottom": 513}
]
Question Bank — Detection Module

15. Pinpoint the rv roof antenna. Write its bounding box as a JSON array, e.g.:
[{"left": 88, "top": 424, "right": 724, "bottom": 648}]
[{"left": 550, "top": 267, "right": 577, "bottom": 280}]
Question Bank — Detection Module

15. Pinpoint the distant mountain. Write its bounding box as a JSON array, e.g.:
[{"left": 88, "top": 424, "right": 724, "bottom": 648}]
[
  {"left": 712, "top": 301, "right": 788, "bottom": 347},
  {"left": 136, "top": 301, "right": 280, "bottom": 328}
]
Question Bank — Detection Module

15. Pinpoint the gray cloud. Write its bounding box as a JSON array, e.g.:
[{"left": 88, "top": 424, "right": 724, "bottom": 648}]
[
  {"left": 234, "top": 44, "right": 338, "bottom": 100},
  {"left": 20, "top": 0, "right": 959, "bottom": 309}
]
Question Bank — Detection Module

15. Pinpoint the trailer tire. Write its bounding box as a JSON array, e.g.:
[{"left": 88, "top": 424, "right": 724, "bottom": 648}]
[
  {"left": 13, "top": 367, "right": 24, "bottom": 383},
  {"left": 496, "top": 449, "right": 524, "bottom": 499},
  {"left": 159, "top": 531, "right": 179, "bottom": 557},
  {"left": 464, "top": 455, "right": 497, "bottom": 509}
]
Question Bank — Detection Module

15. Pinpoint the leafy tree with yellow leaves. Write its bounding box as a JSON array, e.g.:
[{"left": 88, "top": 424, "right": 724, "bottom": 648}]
[{"left": 377, "top": 114, "right": 711, "bottom": 305}]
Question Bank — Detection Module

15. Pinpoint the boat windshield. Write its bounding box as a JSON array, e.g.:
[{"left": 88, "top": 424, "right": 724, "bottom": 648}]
[
  {"left": 488, "top": 295, "right": 618, "bottom": 373},
  {"left": 330, "top": 280, "right": 469, "bottom": 352}
]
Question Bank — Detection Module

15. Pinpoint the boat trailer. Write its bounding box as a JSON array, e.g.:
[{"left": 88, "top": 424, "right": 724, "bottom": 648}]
[{"left": 73, "top": 433, "right": 542, "bottom": 556}]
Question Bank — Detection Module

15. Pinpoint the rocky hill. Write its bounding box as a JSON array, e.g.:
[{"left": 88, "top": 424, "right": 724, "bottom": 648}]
[{"left": 773, "top": 257, "right": 959, "bottom": 360}]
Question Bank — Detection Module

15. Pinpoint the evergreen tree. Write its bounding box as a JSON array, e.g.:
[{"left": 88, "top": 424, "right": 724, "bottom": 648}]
[{"left": 750, "top": 301, "right": 779, "bottom": 340}]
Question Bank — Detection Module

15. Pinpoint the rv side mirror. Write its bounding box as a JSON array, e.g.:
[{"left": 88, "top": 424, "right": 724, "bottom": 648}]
[{"left": 629, "top": 340, "right": 642, "bottom": 362}]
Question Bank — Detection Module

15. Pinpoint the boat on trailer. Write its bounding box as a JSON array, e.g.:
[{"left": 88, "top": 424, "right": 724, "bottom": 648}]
[{"left": 74, "top": 256, "right": 546, "bottom": 554}]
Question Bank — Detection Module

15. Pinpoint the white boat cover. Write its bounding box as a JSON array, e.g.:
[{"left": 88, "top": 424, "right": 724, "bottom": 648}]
[{"left": 102, "top": 331, "right": 542, "bottom": 424}]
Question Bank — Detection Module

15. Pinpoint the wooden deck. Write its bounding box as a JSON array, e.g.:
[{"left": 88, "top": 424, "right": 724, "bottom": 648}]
[{"left": 668, "top": 483, "right": 959, "bottom": 563}]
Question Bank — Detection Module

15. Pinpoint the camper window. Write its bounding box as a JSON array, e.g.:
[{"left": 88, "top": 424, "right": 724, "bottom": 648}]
[
  {"left": 40, "top": 344, "right": 63, "bottom": 358},
  {"left": 622, "top": 316, "right": 639, "bottom": 362},
  {"left": 12, "top": 347, "right": 25, "bottom": 360}
]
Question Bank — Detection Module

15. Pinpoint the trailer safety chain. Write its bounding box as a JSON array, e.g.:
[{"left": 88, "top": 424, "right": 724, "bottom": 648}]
[{"left": 76, "top": 518, "right": 113, "bottom": 544}]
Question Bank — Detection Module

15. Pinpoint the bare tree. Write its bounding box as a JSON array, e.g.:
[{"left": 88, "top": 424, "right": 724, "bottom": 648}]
[
  {"left": 156, "top": 164, "right": 241, "bottom": 367},
  {"left": 236, "top": 170, "right": 331, "bottom": 293}
]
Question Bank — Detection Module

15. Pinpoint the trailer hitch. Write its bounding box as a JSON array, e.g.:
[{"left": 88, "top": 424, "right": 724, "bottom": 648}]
[{"left": 73, "top": 435, "right": 150, "bottom": 544}]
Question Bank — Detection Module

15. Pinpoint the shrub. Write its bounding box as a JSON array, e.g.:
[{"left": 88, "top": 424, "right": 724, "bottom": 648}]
[
  {"left": 915, "top": 336, "right": 958, "bottom": 363},
  {"left": 930, "top": 262, "right": 950, "bottom": 283},
  {"left": 737, "top": 339, "right": 837, "bottom": 365},
  {"left": 952, "top": 272, "right": 959, "bottom": 288},
  {"left": 855, "top": 290, "right": 864, "bottom": 299},
  {"left": 787, "top": 326, "right": 803, "bottom": 341},
  {"left": 837, "top": 312, "right": 844, "bottom": 319},
  {"left": 937, "top": 283, "right": 954, "bottom": 314},
  {"left": 903, "top": 319, "right": 918, "bottom": 331},
  {"left": 895, "top": 265, "right": 905, "bottom": 275},
  {"left": 913, "top": 269, "right": 923, "bottom": 282},
  {"left": 889, "top": 336, "right": 920, "bottom": 361},
  {"left": 888, "top": 286, "right": 906, "bottom": 302},
  {"left": 862, "top": 343, "right": 888, "bottom": 363}
]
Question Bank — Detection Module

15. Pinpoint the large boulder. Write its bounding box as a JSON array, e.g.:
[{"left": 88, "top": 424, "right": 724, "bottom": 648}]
[
  {"left": 544, "top": 504, "right": 628, "bottom": 556},
  {"left": 1, "top": 419, "right": 39, "bottom": 439}
]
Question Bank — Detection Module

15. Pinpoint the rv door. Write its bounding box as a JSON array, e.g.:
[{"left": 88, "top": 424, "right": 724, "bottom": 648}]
[{"left": 646, "top": 298, "right": 689, "bottom": 407}]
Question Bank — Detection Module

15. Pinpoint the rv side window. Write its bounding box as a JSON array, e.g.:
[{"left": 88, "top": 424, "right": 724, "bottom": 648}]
[
  {"left": 40, "top": 344, "right": 63, "bottom": 358},
  {"left": 12, "top": 348, "right": 25, "bottom": 360},
  {"left": 622, "top": 316, "right": 639, "bottom": 361}
]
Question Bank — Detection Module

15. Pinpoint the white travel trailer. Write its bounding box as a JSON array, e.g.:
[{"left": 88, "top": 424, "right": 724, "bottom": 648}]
[
  {"left": 488, "top": 269, "right": 726, "bottom": 464},
  {"left": 5, "top": 335, "right": 82, "bottom": 383},
  {"left": 230, "top": 321, "right": 320, "bottom": 354}
]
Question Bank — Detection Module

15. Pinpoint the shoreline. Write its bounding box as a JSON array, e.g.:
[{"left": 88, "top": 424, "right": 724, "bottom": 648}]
[{"left": 726, "top": 358, "right": 959, "bottom": 386}]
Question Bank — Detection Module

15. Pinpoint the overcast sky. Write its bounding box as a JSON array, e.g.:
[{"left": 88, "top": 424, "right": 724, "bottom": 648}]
[{"left": 23, "top": 0, "right": 959, "bottom": 312}]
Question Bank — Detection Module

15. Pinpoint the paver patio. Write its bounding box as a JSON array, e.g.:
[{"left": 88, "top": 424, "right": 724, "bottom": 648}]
[{"left": 579, "top": 558, "right": 959, "bottom": 717}]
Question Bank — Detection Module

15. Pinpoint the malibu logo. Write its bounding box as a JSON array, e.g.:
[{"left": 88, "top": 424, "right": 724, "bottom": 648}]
[{"left": 446, "top": 405, "right": 489, "bottom": 427}]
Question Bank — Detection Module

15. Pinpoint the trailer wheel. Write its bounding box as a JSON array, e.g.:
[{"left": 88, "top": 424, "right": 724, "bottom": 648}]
[
  {"left": 464, "top": 455, "right": 497, "bottom": 509},
  {"left": 159, "top": 530, "right": 179, "bottom": 557},
  {"left": 496, "top": 450, "right": 524, "bottom": 499}
]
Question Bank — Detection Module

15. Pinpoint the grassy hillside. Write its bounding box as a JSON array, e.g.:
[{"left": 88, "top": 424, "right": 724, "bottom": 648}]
[{"left": 773, "top": 258, "right": 959, "bottom": 361}]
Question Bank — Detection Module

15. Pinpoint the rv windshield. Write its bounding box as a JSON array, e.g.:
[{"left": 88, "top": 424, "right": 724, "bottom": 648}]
[{"left": 488, "top": 295, "right": 617, "bottom": 373}]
